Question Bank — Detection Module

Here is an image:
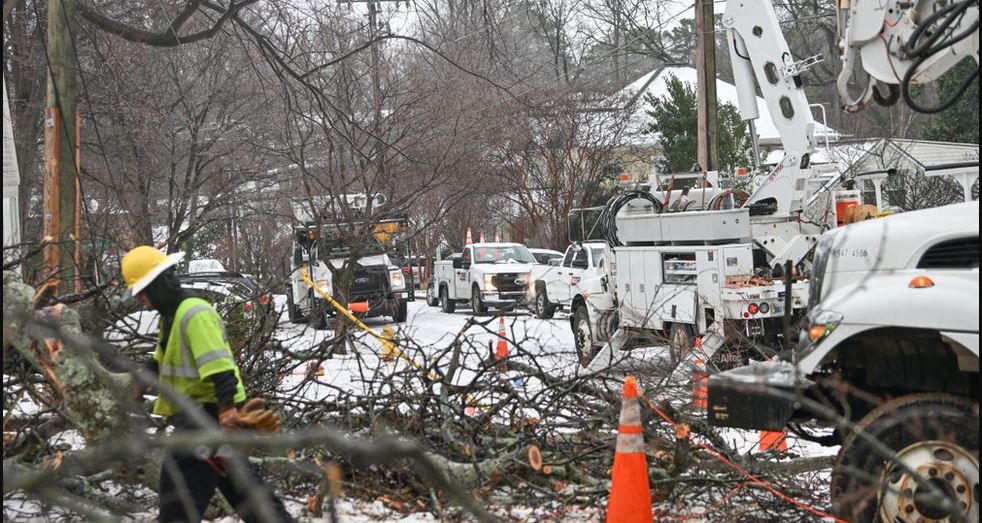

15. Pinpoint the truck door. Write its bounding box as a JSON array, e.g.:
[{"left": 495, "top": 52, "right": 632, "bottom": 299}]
[
  {"left": 566, "top": 247, "right": 590, "bottom": 303},
  {"left": 549, "top": 247, "right": 575, "bottom": 302},
  {"left": 454, "top": 247, "right": 472, "bottom": 298}
]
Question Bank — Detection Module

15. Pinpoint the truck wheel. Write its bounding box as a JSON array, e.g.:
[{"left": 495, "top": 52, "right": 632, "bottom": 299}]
[
  {"left": 573, "top": 306, "right": 596, "bottom": 366},
  {"left": 426, "top": 283, "right": 439, "bottom": 307},
  {"left": 668, "top": 323, "right": 694, "bottom": 366},
  {"left": 440, "top": 286, "right": 456, "bottom": 314},
  {"left": 831, "top": 393, "right": 979, "bottom": 523},
  {"left": 286, "top": 287, "right": 305, "bottom": 324},
  {"left": 308, "top": 290, "right": 328, "bottom": 330},
  {"left": 534, "top": 287, "right": 555, "bottom": 320},
  {"left": 471, "top": 286, "right": 488, "bottom": 315},
  {"left": 392, "top": 300, "right": 408, "bottom": 323}
]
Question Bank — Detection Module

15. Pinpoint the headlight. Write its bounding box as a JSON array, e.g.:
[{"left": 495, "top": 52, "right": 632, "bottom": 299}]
[
  {"left": 389, "top": 270, "right": 406, "bottom": 291},
  {"left": 484, "top": 274, "right": 496, "bottom": 290},
  {"left": 805, "top": 309, "right": 843, "bottom": 343}
]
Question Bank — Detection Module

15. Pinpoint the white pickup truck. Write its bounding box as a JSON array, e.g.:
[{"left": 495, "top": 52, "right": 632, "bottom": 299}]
[
  {"left": 431, "top": 243, "right": 536, "bottom": 314},
  {"left": 528, "top": 242, "right": 608, "bottom": 319}
]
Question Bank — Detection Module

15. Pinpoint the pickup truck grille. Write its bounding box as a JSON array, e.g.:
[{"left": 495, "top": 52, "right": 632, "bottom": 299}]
[
  {"left": 343, "top": 269, "right": 389, "bottom": 296},
  {"left": 493, "top": 273, "right": 527, "bottom": 293}
]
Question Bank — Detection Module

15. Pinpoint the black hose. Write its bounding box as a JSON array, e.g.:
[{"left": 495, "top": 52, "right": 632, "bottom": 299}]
[
  {"left": 600, "top": 191, "right": 663, "bottom": 246},
  {"left": 900, "top": 0, "right": 979, "bottom": 113}
]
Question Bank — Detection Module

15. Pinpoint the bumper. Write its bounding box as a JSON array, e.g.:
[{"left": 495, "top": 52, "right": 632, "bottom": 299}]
[
  {"left": 707, "top": 360, "right": 812, "bottom": 431},
  {"left": 324, "top": 292, "right": 407, "bottom": 317},
  {"left": 482, "top": 290, "right": 527, "bottom": 305}
]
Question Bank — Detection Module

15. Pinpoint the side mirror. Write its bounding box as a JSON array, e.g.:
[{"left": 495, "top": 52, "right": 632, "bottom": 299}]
[
  {"left": 452, "top": 258, "right": 470, "bottom": 269},
  {"left": 548, "top": 258, "right": 561, "bottom": 267}
]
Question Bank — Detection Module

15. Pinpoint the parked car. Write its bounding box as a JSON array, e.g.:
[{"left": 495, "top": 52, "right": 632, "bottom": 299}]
[
  {"left": 389, "top": 253, "right": 424, "bottom": 289},
  {"left": 528, "top": 248, "right": 564, "bottom": 266},
  {"left": 105, "top": 270, "right": 277, "bottom": 353},
  {"left": 187, "top": 258, "right": 227, "bottom": 273}
]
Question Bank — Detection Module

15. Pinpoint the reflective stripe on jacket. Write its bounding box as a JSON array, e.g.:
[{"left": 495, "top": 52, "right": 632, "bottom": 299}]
[{"left": 152, "top": 297, "right": 247, "bottom": 416}]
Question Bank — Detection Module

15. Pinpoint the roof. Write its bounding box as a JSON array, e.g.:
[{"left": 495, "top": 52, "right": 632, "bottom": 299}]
[
  {"left": 618, "top": 66, "right": 840, "bottom": 146},
  {"left": 769, "top": 138, "right": 980, "bottom": 173}
]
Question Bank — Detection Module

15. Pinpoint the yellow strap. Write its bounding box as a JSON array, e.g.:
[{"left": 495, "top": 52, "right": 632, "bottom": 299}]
[{"left": 300, "top": 268, "right": 441, "bottom": 381}]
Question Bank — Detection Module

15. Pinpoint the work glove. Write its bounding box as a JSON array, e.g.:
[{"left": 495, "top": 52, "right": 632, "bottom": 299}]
[
  {"left": 218, "top": 405, "right": 241, "bottom": 430},
  {"left": 238, "top": 398, "right": 281, "bottom": 432}
]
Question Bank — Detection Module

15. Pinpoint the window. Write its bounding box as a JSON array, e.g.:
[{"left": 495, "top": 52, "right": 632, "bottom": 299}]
[
  {"left": 572, "top": 248, "right": 589, "bottom": 269},
  {"left": 561, "top": 248, "right": 575, "bottom": 267}
]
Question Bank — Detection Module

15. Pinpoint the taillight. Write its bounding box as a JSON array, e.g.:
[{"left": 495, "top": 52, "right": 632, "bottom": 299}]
[
  {"left": 748, "top": 303, "right": 759, "bottom": 315},
  {"left": 243, "top": 302, "right": 254, "bottom": 312},
  {"left": 258, "top": 293, "right": 272, "bottom": 305},
  {"left": 402, "top": 267, "right": 412, "bottom": 275}
]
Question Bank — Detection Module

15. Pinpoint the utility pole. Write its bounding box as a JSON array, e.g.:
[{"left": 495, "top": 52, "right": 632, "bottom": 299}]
[
  {"left": 42, "top": 0, "right": 78, "bottom": 292},
  {"left": 694, "top": 0, "right": 719, "bottom": 172}
]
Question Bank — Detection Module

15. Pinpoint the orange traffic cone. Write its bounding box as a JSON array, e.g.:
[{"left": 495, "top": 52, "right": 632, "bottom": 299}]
[
  {"left": 692, "top": 358, "right": 708, "bottom": 409},
  {"left": 758, "top": 430, "right": 788, "bottom": 452},
  {"left": 495, "top": 316, "right": 509, "bottom": 361},
  {"left": 606, "top": 376, "right": 652, "bottom": 523},
  {"left": 479, "top": 231, "right": 486, "bottom": 243},
  {"left": 465, "top": 228, "right": 473, "bottom": 245}
]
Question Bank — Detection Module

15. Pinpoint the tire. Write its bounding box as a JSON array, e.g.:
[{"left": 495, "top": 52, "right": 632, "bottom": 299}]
[
  {"left": 308, "top": 290, "right": 328, "bottom": 330},
  {"left": 572, "top": 305, "right": 597, "bottom": 366},
  {"left": 534, "top": 286, "right": 556, "bottom": 320},
  {"left": 831, "top": 393, "right": 979, "bottom": 523},
  {"left": 440, "top": 286, "right": 456, "bottom": 314},
  {"left": 668, "top": 322, "right": 694, "bottom": 367},
  {"left": 471, "top": 285, "right": 487, "bottom": 315},
  {"left": 286, "top": 287, "right": 304, "bottom": 324},
  {"left": 426, "top": 283, "right": 439, "bottom": 307},
  {"left": 392, "top": 299, "right": 408, "bottom": 323}
]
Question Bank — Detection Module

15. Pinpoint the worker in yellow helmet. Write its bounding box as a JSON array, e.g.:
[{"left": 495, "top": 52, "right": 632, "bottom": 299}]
[{"left": 121, "top": 245, "right": 293, "bottom": 523}]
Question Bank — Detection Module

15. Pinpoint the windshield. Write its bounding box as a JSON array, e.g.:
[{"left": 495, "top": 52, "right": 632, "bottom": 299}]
[{"left": 473, "top": 245, "right": 536, "bottom": 264}]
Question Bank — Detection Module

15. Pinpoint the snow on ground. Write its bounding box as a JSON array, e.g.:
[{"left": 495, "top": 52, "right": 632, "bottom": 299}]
[{"left": 5, "top": 295, "right": 838, "bottom": 522}]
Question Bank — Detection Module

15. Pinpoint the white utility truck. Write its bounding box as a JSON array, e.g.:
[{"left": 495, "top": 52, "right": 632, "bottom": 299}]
[
  {"left": 287, "top": 195, "right": 411, "bottom": 328},
  {"left": 709, "top": 201, "right": 979, "bottom": 522},
  {"left": 528, "top": 241, "right": 609, "bottom": 319},
  {"left": 431, "top": 242, "right": 536, "bottom": 314}
]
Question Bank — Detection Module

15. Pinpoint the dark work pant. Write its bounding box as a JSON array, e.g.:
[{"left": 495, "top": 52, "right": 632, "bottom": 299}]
[{"left": 158, "top": 407, "right": 294, "bottom": 523}]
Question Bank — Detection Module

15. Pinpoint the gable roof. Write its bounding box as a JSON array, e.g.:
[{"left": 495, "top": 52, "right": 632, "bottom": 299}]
[{"left": 618, "top": 65, "right": 841, "bottom": 146}]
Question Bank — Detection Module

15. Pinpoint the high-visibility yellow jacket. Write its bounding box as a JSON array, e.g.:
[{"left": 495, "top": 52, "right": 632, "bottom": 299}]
[{"left": 152, "top": 297, "right": 247, "bottom": 416}]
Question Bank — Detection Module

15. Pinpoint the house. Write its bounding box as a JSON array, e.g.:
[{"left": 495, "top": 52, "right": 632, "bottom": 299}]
[
  {"left": 3, "top": 75, "right": 21, "bottom": 270},
  {"left": 613, "top": 65, "right": 841, "bottom": 180}
]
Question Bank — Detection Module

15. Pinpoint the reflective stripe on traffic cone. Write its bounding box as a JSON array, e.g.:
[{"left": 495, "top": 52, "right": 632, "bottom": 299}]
[
  {"left": 479, "top": 231, "right": 486, "bottom": 243},
  {"left": 758, "top": 430, "right": 788, "bottom": 452},
  {"left": 494, "top": 230, "right": 501, "bottom": 242},
  {"left": 465, "top": 228, "right": 473, "bottom": 245},
  {"left": 692, "top": 358, "right": 708, "bottom": 409},
  {"left": 495, "top": 316, "right": 509, "bottom": 361},
  {"left": 606, "top": 376, "right": 652, "bottom": 523}
]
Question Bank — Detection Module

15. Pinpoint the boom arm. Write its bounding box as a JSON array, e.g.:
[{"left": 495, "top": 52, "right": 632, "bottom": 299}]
[{"left": 723, "top": 0, "right": 820, "bottom": 216}]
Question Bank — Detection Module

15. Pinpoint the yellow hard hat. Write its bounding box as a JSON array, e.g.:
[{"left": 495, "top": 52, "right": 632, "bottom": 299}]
[{"left": 121, "top": 246, "right": 185, "bottom": 298}]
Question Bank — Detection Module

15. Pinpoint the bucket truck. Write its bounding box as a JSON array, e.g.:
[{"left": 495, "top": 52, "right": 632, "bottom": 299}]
[{"left": 700, "top": 0, "right": 979, "bottom": 521}]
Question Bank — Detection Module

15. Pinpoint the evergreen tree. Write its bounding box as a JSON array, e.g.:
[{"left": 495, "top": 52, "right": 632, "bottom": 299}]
[{"left": 643, "top": 74, "right": 749, "bottom": 174}]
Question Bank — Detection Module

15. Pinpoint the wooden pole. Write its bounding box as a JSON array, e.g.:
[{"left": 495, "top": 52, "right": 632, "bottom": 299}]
[
  {"left": 43, "top": 0, "right": 77, "bottom": 291},
  {"left": 694, "top": 0, "right": 719, "bottom": 172}
]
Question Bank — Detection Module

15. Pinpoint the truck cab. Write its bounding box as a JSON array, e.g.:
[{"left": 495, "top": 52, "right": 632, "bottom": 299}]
[
  {"left": 708, "top": 201, "right": 979, "bottom": 521},
  {"left": 286, "top": 196, "right": 410, "bottom": 329},
  {"left": 529, "top": 242, "right": 608, "bottom": 319}
]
